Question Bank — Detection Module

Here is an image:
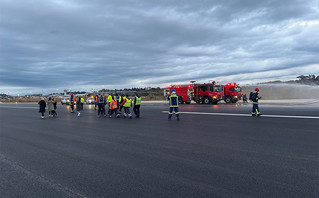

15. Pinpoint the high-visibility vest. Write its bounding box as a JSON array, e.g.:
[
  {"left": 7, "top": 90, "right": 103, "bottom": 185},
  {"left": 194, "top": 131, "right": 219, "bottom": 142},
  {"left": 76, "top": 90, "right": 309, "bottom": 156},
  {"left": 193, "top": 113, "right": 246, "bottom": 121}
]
[
  {"left": 123, "top": 98, "right": 131, "bottom": 107},
  {"left": 110, "top": 100, "right": 117, "bottom": 109},
  {"left": 169, "top": 94, "right": 179, "bottom": 107},
  {"left": 107, "top": 95, "right": 112, "bottom": 103},
  {"left": 81, "top": 98, "right": 84, "bottom": 103},
  {"left": 135, "top": 96, "right": 141, "bottom": 105}
]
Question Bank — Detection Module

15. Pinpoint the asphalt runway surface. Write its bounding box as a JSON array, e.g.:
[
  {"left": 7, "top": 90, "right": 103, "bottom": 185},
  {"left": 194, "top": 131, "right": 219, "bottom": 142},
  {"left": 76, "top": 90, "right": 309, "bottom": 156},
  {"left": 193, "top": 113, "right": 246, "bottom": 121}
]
[{"left": 0, "top": 102, "right": 318, "bottom": 198}]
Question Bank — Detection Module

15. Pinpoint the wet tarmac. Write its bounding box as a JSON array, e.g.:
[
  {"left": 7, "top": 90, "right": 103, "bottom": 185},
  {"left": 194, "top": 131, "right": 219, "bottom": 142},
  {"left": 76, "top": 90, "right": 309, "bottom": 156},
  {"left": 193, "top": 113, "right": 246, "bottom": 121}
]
[{"left": 0, "top": 102, "right": 318, "bottom": 198}]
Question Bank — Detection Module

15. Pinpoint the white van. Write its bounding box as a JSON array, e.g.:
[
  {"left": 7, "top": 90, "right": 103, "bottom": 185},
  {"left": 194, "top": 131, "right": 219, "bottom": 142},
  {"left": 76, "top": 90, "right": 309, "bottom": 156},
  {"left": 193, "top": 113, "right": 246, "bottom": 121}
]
[{"left": 61, "top": 96, "right": 70, "bottom": 105}]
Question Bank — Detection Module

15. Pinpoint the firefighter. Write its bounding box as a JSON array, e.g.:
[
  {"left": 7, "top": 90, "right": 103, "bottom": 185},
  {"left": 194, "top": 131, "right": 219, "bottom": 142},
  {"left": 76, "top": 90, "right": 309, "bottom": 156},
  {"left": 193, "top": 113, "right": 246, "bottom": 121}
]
[
  {"left": 94, "top": 95, "right": 98, "bottom": 110},
  {"left": 251, "top": 88, "right": 262, "bottom": 117},
  {"left": 120, "top": 94, "right": 132, "bottom": 119},
  {"left": 133, "top": 92, "right": 141, "bottom": 118},
  {"left": 70, "top": 93, "right": 75, "bottom": 113},
  {"left": 168, "top": 89, "right": 180, "bottom": 120},
  {"left": 107, "top": 93, "right": 113, "bottom": 114},
  {"left": 243, "top": 94, "right": 248, "bottom": 103}
]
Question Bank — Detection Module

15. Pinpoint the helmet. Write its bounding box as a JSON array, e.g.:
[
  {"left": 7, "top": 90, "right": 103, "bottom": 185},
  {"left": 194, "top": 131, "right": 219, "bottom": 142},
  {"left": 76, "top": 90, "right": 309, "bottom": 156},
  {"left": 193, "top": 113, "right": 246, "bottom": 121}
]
[
  {"left": 171, "top": 89, "right": 176, "bottom": 93},
  {"left": 255, "top": 88, "right": 259, "bottom": 92}
]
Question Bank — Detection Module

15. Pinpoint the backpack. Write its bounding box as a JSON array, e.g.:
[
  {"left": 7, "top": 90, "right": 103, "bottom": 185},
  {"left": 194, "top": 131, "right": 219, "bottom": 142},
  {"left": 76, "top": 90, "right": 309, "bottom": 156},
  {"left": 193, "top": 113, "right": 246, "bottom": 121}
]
[{"left": 249, "top": 92, "right": 253, "bottom": 101}]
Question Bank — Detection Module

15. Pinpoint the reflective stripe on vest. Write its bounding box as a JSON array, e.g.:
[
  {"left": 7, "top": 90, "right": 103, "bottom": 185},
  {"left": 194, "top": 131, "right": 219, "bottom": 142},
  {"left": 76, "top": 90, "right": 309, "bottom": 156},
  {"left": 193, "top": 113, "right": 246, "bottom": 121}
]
[
  {"left": 135, "top": 96, "right": 141, "bottom": 105},
  {"left": 123, "top": 98, "right": 131, "bottom": 107},
  {"left": 111, "top": 100, "right": 117, "bottom": 109},
  {"left": 169, "top": 94, "right": 178, "bottom": 107}
]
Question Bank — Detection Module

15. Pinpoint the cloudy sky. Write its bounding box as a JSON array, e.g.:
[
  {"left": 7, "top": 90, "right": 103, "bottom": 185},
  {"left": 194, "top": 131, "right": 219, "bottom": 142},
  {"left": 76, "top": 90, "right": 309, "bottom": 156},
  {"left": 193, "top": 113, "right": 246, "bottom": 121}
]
[{"left": 1, "top": 0, "right": 319, "bottom": 95}]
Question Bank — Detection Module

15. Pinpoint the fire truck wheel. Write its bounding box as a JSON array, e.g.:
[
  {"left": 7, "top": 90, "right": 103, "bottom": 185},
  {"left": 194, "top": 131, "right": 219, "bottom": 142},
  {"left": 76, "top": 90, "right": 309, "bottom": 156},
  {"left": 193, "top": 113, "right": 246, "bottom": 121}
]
[
  {"left": 225, "top": 96, "right": 232, "bottom": 104},
  {"left": 203, "top": 97, "right": 210, "bottom": 104}
]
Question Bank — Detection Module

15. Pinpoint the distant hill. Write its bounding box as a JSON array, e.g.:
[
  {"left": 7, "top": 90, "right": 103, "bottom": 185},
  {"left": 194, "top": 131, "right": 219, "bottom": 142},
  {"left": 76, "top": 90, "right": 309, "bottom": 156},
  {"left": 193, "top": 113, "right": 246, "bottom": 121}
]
[{"left": 260, "top": 75, "right": 319, "bottom": 85}]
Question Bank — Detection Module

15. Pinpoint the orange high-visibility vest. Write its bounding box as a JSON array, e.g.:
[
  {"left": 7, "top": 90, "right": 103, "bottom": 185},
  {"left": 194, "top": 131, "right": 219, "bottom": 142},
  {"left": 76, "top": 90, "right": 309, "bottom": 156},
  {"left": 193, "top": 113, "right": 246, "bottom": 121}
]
[{"left": 110, "top": 100, "right": 118, "bottom": 109}]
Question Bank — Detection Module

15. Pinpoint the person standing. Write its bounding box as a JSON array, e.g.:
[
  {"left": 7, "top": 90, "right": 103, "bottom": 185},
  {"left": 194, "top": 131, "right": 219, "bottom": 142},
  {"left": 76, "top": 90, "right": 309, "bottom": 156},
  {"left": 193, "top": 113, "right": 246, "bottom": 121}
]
[
  {"left": 47, "top": 97, "right": 55, "bottom": 117},
  {"left": 81, "top": 97, "right": 85, "bottom": 110},
  {"left": 94, "top": 95, "right": 98, "bottom": 110},
  {"left": 38, "top": 97, "right": 46, "bottom": 119},
  {"left": 133, "top": 92, "right": 141, "bottom": 118},
  {"left": 70, "top": 93, "right": 75, "bottom": 113},
  {"left": 109, "top": 96, "right": 120, "bottom": 118},
  {"left": 76, "top": 97, "right": 83, "bottom": 116},
  {"left": 97, "top": 94, "right": 106, "bottom": 117},
  {"left": 243, "top": 94, "right": 248, "bottom": 103},
  {"left": 107, "top": 93, "right": 113, "bottom": 114},
  {"left": 167, "top": 89, "right": 180, "bottom": 121},
  {"left": 52, "top": 98, "right": 57, "bottom": 117},
  {"left": 251, "top": 88, "right": 262, "bottom": 117},
  {"left": 120, "top": 94, "right": 132, "bottom": 119}
]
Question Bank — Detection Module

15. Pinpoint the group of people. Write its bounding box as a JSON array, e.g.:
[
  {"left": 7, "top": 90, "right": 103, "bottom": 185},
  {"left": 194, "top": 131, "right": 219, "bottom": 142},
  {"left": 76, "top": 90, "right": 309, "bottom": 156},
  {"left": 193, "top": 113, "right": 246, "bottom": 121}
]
[
  {"left": 38, "top": 88, "right": 261, "bottom": 119},
  {"left": 92, "top": 92, "right": 141, "bottom": 119},
  {"left": 38, "top": 97, "right": 57, "bottom": 119},
  {"left": 38, "top": 92, "right": 142, "bottom": 119}
]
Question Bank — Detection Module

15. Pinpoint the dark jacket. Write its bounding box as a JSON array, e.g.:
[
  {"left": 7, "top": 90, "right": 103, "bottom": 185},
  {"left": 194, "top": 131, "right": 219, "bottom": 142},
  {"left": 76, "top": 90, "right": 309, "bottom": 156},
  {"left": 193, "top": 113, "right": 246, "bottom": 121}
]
[
  {"left": 76, "top": 98, "right": 83, "bottom": 111},
  {"left": 98, "top": 96, "right": 106, "bottom": 106},
  {"left": 252, "top": 92, "right": 261, "bottom": 103},
  {"left": 38, "top": 100, "right": 46, "bottom": 113}
]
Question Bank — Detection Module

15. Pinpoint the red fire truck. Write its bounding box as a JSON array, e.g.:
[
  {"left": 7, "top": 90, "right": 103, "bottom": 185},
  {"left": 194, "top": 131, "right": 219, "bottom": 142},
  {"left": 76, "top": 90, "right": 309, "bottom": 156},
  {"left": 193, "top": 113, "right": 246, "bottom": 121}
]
[
  {"left": 164, "top": 84, "right": 193, "bottom": 104},
  {"left": 164, "top": 81, "right": 223, "bottom": 104},
  {"left": 222, "top": 83, "right": 242, "bottom": 103}
]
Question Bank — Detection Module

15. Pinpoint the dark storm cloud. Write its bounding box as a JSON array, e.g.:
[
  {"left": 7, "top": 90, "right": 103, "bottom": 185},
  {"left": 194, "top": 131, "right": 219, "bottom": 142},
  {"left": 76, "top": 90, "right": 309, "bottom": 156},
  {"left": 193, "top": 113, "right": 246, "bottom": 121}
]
[{"left": 0, "top": 0, "right": 318, "bottom": 94}]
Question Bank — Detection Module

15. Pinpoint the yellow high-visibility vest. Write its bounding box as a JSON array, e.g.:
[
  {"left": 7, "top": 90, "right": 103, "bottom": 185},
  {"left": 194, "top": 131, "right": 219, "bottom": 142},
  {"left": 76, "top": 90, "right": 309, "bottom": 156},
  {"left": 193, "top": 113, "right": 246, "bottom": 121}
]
[{"left": 123, "top": 98, "right": 131, "bottom": 107}]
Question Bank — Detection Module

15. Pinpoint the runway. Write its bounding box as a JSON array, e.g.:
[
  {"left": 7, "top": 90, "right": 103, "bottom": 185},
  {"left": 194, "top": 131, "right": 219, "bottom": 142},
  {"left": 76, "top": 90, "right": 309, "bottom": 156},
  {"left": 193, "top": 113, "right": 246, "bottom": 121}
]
[{"left": 0, "top": 102, "right": 318, "bottom": 198}]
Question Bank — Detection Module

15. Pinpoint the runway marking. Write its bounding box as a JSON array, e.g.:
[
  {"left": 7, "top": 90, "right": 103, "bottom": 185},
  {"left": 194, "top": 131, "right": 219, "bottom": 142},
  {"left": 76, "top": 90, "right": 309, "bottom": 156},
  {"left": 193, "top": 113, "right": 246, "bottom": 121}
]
[{"left": 162, "top": 111, "right": 319, "bottom": 119}]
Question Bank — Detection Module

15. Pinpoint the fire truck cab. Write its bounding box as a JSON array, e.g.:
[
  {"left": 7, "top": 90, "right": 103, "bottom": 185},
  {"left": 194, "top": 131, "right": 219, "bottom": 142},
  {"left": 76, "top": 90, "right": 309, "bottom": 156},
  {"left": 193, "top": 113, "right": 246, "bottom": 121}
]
[
  {"left": 223, "top": 83, "right": 242, "bottom": 103},
  {"left": 193, "top": 83, "right": 223, "bottom": 104}
]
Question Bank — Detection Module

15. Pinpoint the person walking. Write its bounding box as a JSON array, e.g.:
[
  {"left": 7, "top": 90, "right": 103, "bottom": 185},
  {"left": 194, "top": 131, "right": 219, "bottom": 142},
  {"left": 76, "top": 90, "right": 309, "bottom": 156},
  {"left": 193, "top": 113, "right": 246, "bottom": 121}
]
[
  {"left": 52, "top": 98, "right": 57, "bottom": 117},
  {"left": 119, "top": 93, "right": 125, "bottom": 113},
  {"left": 109, "top": 96, "right": 120, "bottom": 118},
  {"left": 120, "top": 94, "right": 132, "bottom": 119},
  {"left": 47, "top": 97, "right": 55, "bottom": 117},
  {"left": 76, "top": 97, "right": 83, "bottom": 116},
  {"left": 167, "top": 89, "right": 180, "bottom": 121},
  {"left": 107, "top": 93, "right": 113, "bottom": 114},
  {"left": 70, "top": 93, "right": 75, "bottom": 113},
  {"left": 97, "top": 94, "right": 106, "bottom": 117},
  {"left": 251, "top": 88, "right": 262, "bottom": 117},
  {"left": 38, "top": 97, "right": 46, "bottom": 119},
  {"left": 133, "top": 92, "right": 141, "bottom": 118}
]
